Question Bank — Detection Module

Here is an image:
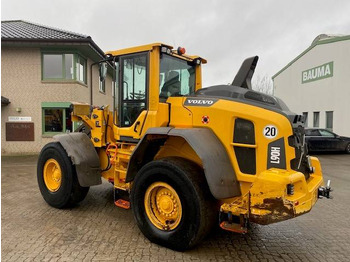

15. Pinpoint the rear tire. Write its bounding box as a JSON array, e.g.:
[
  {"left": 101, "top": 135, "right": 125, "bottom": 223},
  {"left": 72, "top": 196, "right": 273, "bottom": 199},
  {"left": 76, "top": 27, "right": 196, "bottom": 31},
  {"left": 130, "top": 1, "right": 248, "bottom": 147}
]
[
  {"left": 37, "top": 142, "right": 89, "bottom": 208},
  {"left": 130, "top": 157, "right": 216, "bottom": 251}
]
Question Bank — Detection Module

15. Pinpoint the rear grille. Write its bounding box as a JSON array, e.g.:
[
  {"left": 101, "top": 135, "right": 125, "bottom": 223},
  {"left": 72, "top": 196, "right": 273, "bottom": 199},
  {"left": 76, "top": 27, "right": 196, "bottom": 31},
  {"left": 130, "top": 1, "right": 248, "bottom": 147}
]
[{"left": 233, "top": 118, "right": 256, "bottom": 175}]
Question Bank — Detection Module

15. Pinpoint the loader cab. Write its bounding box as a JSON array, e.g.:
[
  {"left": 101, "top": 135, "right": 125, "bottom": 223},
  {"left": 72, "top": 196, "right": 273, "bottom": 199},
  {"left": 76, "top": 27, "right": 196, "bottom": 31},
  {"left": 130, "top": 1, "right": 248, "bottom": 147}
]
[{"left": 105, "top": 43, "right": 205, "bottom": 142}]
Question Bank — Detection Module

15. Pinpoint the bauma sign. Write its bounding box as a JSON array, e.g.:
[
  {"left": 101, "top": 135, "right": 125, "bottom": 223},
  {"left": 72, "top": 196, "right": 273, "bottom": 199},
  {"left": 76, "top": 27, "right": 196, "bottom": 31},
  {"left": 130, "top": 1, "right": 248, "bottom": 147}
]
[{"left": 302, "top": 61, "right": 333, "bottom": 84}]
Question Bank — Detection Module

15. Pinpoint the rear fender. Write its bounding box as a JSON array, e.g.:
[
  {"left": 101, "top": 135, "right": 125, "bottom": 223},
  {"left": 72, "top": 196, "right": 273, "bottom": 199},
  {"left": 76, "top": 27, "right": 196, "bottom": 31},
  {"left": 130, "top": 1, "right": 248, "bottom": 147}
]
[{"left": 126, "top": 127, "right": 241, "bottom": 199}]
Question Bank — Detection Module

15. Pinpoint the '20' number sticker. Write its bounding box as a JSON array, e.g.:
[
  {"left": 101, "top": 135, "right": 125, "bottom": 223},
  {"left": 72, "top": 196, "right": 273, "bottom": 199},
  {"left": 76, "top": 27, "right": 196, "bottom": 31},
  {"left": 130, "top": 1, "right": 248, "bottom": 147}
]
[{"left": 263, "top": 125, "right": 278, "bottom": 139}]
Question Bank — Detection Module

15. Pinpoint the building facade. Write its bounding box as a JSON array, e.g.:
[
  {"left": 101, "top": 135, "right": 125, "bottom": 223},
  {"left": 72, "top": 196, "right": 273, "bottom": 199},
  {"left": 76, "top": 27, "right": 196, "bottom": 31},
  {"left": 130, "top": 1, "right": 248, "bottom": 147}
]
[
  {"left": 1, "top": 20, "right": 113, "bottom": 155},
  {"left": 273, "top": 34, "right": 350, "bottom": 136}
]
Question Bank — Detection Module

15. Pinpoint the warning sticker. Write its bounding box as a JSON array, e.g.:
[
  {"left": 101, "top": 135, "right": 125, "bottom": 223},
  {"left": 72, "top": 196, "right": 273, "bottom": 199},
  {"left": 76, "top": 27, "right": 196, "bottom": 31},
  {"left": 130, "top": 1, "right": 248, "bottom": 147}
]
[{"left": 201, "top": 116, "right": 210, "bottom": 124}]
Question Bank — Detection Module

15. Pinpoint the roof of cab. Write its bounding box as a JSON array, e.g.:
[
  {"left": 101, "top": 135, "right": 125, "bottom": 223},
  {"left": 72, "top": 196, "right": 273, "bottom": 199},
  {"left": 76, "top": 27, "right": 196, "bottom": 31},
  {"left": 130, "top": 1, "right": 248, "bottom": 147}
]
[{"left": 106, "top": 42, "right": 207, "bottom": 63}]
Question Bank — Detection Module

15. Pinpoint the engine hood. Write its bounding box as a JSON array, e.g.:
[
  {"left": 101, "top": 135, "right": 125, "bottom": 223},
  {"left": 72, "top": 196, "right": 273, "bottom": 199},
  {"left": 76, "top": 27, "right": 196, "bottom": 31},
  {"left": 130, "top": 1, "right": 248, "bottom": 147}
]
[{"left": 195, "top": 84, "right": 304, "bottom": 128}]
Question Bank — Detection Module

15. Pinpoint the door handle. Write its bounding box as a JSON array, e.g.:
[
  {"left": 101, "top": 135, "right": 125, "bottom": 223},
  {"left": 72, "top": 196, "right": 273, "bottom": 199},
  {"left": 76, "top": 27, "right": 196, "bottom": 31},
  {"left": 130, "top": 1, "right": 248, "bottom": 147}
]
[{"left": 134, "top": 121, "right": 140, "bottom": 133}]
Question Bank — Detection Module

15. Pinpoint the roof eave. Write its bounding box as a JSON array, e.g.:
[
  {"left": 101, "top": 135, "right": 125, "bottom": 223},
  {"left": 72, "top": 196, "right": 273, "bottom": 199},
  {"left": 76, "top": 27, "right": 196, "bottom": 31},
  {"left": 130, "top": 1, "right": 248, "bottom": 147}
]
[
  {"left": 272, "top": 35, "right": 350, "bottom": 79},
  {"left": 1, "top": 38, "right": 106, "bottom": 61}
]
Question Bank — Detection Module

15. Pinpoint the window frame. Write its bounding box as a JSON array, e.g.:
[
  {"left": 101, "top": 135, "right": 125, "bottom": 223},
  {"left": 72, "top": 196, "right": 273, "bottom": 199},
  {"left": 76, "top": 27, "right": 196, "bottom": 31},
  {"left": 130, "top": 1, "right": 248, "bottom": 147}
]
[
  {"left": 313, "top": 111, "right": 320, "bottom": 128},
  {"left": 118, "top": 52, "right": 149, "bottom": 128},
  {"left": 113, "top": 60, "right": 120, "bottom": 125},
  {"left": 76, "top": 55, "right": 87, "bottom": 84},
  {"left": 302, "top": 112, "right": 308, "bottom": 127},
  {"left": 41, "top": 52, "right": 87, "bottom": 84},
  {"left": 41, "top": 102, "right": 72, "bottom": 136},
  {"left": 325, "top": 111, "right": 333, "bottom": 131},
  {"left": 99, "top": 78, "right": 106, "bottom": 94}
]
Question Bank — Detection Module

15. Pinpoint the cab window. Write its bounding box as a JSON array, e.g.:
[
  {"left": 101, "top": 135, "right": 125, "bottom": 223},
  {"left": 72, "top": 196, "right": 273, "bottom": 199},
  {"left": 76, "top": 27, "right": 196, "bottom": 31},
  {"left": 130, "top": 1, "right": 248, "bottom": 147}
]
[
  {"left": 159, "top": 54, "right": 195, "bottom": 101},
  {"left": 120, "top": 53, "right": 148, "bottom": 127}
]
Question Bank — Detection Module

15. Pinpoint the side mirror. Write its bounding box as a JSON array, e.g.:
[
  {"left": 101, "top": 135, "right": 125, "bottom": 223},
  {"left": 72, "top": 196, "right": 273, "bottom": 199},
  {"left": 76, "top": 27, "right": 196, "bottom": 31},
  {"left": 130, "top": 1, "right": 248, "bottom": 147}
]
[{"left": 99, "top": 62, "right": 108, "bottom": 82}]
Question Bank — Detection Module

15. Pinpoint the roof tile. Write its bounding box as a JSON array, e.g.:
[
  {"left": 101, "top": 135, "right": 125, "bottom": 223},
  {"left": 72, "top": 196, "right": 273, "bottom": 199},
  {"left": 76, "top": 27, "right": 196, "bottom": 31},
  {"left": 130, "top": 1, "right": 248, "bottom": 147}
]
[{"left": 1, "top": 20, "right": 89, "bottom": 40}]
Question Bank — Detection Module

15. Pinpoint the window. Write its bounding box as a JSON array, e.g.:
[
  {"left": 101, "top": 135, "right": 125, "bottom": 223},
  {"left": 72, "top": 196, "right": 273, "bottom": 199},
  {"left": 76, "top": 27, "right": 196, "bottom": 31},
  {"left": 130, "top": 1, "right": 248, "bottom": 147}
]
[
  {"left": 99, "top": 79, "right": 106, "bottom": 93},
  {"left": 159, "top": 54, "right": 196, "bottom": 100},
  {"left": 302, "top": 112, "right": 308, "bottom": 127},
  {"left": 319, "top": 129, "right": 334, "bottom": 137},
  {"left": 120, "top": 53, "right": 147, "bottom": 127},
  {"left": 76, "top": 56, "right": 86, "bottom": 83},
  {"left": 42, "top": 102, "right": 73, "bottom": 135},
  {"left": 305, "top": 129, "right": 321, "bottom": 136},
  {"left": 313, "top": 112, "right": 320, "bottom": 127},
  {"left": 326, "top": 111, "right": 333, "bottom": 131},
  {"left": 42, "top": 53, "right": 86, "bottom": 83}
]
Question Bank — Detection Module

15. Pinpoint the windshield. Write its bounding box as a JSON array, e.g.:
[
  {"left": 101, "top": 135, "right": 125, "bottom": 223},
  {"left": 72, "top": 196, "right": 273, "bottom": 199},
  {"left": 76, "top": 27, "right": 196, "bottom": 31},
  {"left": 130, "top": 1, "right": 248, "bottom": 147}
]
[{"left": 159, "top": 54, "right": 196, "bottom": 100}]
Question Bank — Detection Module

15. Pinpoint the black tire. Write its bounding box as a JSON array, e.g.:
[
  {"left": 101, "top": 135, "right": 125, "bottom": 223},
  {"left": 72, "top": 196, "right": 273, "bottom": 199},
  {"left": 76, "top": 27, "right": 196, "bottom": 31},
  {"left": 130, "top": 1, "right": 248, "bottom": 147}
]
[
  {"left": 346, "top": 143, "right": 350, "bottom": 154},
  {"left": 130, "top": 157, "right": 217, "bottom": 251},
  {"left": 37, "top": 142, "right": 89, "bottom": 208}
]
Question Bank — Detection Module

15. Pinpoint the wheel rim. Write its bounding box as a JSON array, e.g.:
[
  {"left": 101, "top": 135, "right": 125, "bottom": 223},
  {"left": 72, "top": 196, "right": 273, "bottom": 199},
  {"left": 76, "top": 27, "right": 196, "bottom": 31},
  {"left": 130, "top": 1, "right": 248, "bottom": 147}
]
[
  {"left": 43, "top": 158, "right": 62, "bottom": 192},
  {"left": 144, "top": 182, "right": 182, "bottom": 231}
]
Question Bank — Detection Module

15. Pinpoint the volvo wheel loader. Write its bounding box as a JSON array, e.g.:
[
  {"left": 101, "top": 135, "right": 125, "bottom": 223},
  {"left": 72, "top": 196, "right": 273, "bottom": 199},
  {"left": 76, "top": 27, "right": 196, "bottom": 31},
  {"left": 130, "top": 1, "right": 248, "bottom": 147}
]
[{"left": 37, "top": 43, "right": 332, "bottom": 251}]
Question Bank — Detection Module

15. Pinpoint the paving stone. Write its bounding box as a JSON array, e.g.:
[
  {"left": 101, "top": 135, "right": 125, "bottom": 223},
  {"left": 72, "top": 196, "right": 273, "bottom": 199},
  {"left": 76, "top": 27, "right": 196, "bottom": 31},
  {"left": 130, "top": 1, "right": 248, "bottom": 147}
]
[{"left": 2, "top": 154, "right": 350, "bottom": 261}]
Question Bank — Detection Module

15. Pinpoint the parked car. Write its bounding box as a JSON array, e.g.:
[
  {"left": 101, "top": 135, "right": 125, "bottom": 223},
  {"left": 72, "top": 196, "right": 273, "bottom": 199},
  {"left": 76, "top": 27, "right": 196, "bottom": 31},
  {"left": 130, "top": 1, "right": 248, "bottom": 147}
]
[{"left": 305, "top": 128, "right": 350, "bottom": 154}]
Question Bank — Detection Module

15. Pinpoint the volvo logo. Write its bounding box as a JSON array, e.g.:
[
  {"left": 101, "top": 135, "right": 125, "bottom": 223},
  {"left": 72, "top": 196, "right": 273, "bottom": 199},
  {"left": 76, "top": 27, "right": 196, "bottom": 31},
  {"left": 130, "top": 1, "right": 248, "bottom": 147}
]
[{"left": 184, "top": 98, "right": 218, "bottom": 107}]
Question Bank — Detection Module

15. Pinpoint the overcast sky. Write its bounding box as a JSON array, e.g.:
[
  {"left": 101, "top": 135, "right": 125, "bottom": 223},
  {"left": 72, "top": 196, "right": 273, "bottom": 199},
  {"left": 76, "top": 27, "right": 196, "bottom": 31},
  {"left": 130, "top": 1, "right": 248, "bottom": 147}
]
[{"left": 2, "top": 0, "right": 350, "bottom": 88}]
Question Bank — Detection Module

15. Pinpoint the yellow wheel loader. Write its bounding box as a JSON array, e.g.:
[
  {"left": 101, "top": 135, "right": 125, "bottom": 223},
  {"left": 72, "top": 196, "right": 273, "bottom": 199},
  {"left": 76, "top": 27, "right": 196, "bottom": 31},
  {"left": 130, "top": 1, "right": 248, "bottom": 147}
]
[{"left": 37, "top": 43, "right": 332, "bottom": 251}]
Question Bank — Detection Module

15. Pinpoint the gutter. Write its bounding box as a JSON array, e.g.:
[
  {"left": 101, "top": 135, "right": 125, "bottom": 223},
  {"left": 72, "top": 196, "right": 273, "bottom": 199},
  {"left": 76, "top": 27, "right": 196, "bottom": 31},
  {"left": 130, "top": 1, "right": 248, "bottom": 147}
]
[{"left": 1, "top": 37, "right": 106, "bottom": 61}]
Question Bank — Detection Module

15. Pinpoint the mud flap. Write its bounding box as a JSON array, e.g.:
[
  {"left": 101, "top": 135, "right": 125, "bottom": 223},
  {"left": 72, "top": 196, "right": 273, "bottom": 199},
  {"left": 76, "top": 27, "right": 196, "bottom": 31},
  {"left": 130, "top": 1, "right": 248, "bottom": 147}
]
[{"left": 54, "top": 133, "right": 101, "bottom": 187}]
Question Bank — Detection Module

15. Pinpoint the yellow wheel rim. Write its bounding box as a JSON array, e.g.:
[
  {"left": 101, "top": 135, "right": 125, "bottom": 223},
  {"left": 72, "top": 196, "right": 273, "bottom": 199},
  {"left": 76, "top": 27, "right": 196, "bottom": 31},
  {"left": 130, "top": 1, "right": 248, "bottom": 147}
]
[
  {"left": 144, "top": 182, "right": 182, "bottom": 231},
  {"left": 43, "top": 158, "right": 62, "bottom": 192}
]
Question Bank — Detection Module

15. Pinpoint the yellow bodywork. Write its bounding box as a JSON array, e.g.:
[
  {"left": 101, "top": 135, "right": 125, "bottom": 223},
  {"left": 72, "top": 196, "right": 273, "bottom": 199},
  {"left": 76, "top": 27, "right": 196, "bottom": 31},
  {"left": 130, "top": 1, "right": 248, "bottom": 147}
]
[
  {"left": 221, "top": 157, "right": 323, "bottom": 225},
  {"left": 71, "top": 43, "right": 324, "bottom": 228}
]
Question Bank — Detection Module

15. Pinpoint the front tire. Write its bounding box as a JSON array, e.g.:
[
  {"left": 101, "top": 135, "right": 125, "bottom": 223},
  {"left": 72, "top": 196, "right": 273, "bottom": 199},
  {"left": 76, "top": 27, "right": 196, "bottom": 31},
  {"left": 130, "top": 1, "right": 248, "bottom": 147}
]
[
  {"left": 130, "top": 157, "right": 216, "bottom": 251},
  {"left": 37, "top": 142, "right": 89, "bottom": 208}
]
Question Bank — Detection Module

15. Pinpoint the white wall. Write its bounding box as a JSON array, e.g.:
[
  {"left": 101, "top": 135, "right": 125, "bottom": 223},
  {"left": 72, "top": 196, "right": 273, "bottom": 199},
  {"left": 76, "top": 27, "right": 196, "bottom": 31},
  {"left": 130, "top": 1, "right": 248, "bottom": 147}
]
[{"left": 273, "top": 39, "right": 350, "bottom": 136}]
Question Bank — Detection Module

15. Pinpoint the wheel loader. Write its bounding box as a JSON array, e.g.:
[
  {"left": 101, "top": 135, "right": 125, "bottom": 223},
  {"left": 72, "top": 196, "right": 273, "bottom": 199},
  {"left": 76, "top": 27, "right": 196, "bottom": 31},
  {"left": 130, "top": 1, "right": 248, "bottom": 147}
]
[{"left": 37, "top": 43, "right": 332, "bottom": 251}]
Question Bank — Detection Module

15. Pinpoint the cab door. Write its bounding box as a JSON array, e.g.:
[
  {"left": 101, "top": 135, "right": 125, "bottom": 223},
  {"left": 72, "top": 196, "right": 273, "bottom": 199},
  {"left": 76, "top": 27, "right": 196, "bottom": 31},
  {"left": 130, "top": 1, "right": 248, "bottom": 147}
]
[{"left": 117, "top": 52, "right": 149, "bottom": 141}]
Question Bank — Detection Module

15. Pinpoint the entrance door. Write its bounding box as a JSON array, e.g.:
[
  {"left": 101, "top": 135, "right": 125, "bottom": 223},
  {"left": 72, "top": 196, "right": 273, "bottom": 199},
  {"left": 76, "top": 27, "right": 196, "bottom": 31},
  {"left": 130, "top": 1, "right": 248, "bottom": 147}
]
[{"left": 118, "top": 53, "right": 148, "bottom": 137}]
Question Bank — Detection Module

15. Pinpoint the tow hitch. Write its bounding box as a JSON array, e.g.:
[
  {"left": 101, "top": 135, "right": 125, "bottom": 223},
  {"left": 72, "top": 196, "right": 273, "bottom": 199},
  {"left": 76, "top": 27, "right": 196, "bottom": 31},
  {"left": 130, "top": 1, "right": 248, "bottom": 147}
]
[{"left": 318, "top": 179, "right": 333, "bottom": 199}]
